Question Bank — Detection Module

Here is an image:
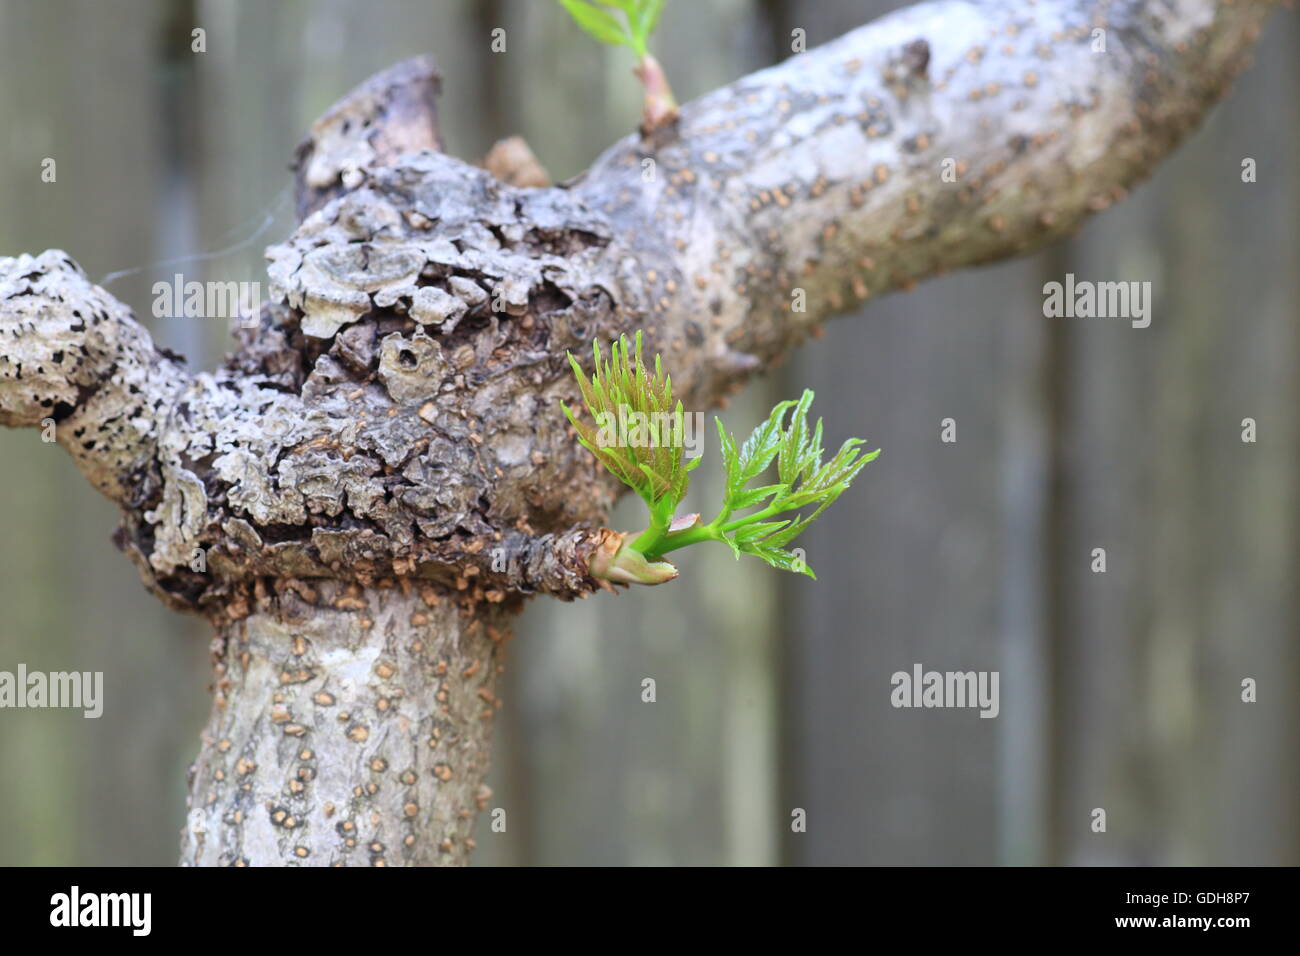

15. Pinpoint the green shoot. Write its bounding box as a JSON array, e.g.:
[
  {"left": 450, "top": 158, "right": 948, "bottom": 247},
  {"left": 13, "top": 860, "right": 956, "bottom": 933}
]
[
  {"left": 557, "top": 0, "right": 663, "bottom": 57},
  {"left": 555, "top": 1, "right": 677, "bottom": 132},
  {"left": 564, "top": 332, "right": 880, "bottom": 585},
  {"left": 561, "top": 331, "right": 700, "bottom": 542}
]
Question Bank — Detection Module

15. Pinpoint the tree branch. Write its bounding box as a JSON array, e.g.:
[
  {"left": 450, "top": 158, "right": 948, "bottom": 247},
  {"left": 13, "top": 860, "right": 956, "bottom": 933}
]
[
  {"left": 570, "top": 0, "right": 1271, "bottom": 412},
  {"left": 0, "top": 250, "right": 189, "bottom": 506}
]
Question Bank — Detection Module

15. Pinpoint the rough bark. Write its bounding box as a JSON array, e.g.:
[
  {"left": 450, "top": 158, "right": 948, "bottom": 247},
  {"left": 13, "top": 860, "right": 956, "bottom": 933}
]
[
  {"left": 0, "top": 0, "right": 1274, "bottom": 865},
  {"left": 291, "top": 55, "right": 444, "bottom": 222}
]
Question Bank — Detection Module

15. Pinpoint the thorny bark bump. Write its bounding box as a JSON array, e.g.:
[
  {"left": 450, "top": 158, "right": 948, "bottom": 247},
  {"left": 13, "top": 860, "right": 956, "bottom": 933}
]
[{"left": 0, "top": 0, "right": 1274, "bottom": 865}]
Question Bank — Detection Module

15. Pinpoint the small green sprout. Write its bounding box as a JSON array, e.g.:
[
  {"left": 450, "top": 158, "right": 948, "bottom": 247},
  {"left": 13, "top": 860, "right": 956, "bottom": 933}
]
[
  {"left": 563, "top": 332, "right": 880, "bottom": 585},
  {"left": 555, "top": 0, "right": 678, "bottom": 133}
]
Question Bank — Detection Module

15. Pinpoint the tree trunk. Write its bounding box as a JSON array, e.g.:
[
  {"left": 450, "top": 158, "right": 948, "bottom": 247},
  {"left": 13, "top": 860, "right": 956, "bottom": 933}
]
[{"left": 182, "top": 580, "right": 512, "bottom": 866}]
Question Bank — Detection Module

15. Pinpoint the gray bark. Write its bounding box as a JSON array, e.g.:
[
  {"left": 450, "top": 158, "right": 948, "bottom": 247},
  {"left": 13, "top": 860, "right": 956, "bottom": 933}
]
[
  {"left": 0, "top": 0, "right": 1274, "bottom": 865},
  {"left": 183, "top": 579, "right": 508, "bottom": 866}
]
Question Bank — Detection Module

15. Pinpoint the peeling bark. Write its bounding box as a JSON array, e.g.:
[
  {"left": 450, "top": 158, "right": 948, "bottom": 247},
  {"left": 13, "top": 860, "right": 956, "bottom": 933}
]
[
  {"left": 0, "top": 0, "right": 1275, "bottom": 865},
  {"left": 292, "top": 55, "right": 444, "bottom": 222}
]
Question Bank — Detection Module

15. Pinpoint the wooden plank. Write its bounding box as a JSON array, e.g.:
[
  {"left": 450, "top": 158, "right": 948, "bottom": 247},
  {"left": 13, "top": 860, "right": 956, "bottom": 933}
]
[
  {"left": 0, "top": 0, "right": 209, "bottom": 866},
  {"left": 1055, "top": 13, "right": 1300, "bottom": 864}
]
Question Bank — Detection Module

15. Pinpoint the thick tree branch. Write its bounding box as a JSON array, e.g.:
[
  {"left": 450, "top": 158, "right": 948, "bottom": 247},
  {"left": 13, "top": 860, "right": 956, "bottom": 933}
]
[{"left": 571, "top": 0, "right": 1271, "bottom": 413}]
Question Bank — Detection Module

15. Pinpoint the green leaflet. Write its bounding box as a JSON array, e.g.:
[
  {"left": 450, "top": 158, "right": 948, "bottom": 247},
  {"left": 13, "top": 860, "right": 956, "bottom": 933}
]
[
  {"left": 564, "top": 333, "right": 879, "bottom": 583},
  {"left": 556, "top": 0, "right": 664, "bottom": 56},
  {"left": 714, "top": 389, "right": 879, "bottom": 578},
  {"left": 561, "top": 331, "right": 694, "bottom": 517}
]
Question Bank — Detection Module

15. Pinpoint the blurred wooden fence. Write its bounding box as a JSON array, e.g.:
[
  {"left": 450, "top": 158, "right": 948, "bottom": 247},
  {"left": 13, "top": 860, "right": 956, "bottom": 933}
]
[{"left": 0, "top": 0, "right": 1295, "bottom": 865}]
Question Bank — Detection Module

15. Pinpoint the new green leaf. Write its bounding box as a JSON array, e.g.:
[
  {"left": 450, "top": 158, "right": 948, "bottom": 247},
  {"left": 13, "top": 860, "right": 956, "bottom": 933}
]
[
  {"left": 564, "top": 332, "right": 879, "bottom": 585},
  {"left": 558, "top": 0, "right": 630, "bottom": 47},
  {"left": 554, "top": 0, "right": 678, "bottom": 130}
]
